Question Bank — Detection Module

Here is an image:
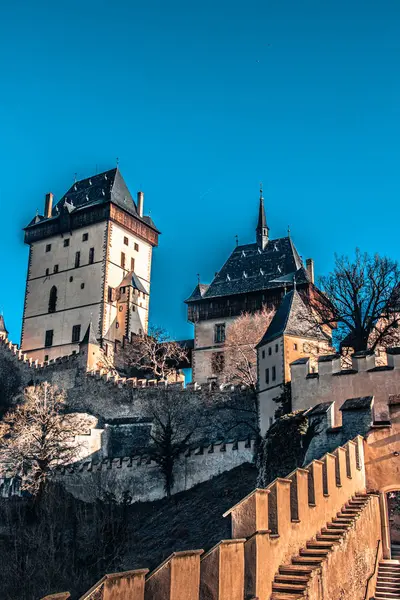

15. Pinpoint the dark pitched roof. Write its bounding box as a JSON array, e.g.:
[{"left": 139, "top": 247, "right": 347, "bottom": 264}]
[
  {"left": 26, "top": 168, "right": 159, "bottom": 233},
  {"left": 256, "top": 289, "right": 328, "bottom": 347},
  {"left": 307, "top": 401, "right": 334, "bottom": 416},
  {"left": 185, "top": 283, "right": 210, "bottom": 302},
  {"left": 0, "top": 315, "right": 8, "bottom": 335},
  {"left": 340, "top": 396, "right": 374, "bottom": 411},
  {"left": 80, "top": 322, "right": 99, "bottom": 346},
  {"left": 186, "top": 236, "right": 308, "bottom": 302},
  {"left": 120, "top": 271, "right": 148, "bottom": 295}
]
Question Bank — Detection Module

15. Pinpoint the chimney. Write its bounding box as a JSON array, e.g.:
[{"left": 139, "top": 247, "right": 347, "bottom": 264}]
[
  {"left": 137, "top": 191, "right": 144, "bottom": 217},
  {"left": 44, "top": 192, "right": 54, "bottom": 219},
  {"left": 306, "top": 258, "right": 314, "bottom": 283}
]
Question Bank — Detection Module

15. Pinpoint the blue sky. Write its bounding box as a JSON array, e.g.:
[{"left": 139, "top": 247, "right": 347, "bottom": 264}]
[{"left": 1, "top": 0, "right": 400, "bottom": 343}]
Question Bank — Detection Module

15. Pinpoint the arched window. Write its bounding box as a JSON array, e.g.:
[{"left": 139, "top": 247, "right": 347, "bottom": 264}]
[{"left": 48, "top": 286, "right": 57, "bottom": 313}]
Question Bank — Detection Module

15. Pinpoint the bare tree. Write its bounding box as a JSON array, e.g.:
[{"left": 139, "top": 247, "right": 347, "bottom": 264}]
[
  {"left": 143, "top": 388, "right": 204, "bottom": 497},
  {"left": 120, "top": 326, "right": 188, "bottom": 381},
  {"left": 224, "top": 307, "right": 275, "bottom": 390},
  {"left": 0, "top": 354, "right": 22, "bottom": 417},
  {"left": 307, "top": 249, "right": 400, "bottom": 353},
  {"left": 0, "top": 383, "right": 89, "bottom": 497}
]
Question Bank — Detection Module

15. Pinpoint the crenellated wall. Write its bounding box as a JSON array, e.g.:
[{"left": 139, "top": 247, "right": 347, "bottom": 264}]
[
  {"left": 43, "top": 436, "right": 384, "bottom": 600},
  {"left": 291, "top": 348, "right": 400, "bottom": 423},
  {"left": 55, "top": 439, "right": 255, "bottom": 503}
]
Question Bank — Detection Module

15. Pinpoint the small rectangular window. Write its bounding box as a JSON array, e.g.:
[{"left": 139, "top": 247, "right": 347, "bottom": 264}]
[
  {"left": 63, "top": 239, "right": 70, "bottom": 247},
  {"left": 120, "top": 286, "right": 126, "bottom": 294},
  {"left": 275, "top": 343, "right": 279, "bottom": 353},
  {"left": 272, "top": 366, "right": 276, "bottom": 381},
  {"left": 82, "top": 233, "right": 88, "bottom": 242},
  {"left": 45, "top": 330, "right": 53, "bottom": 347},
  {"left": 44, "top": 355, "right": 49, "bottom": 362},
  {"left": 121, "top": 252, "right": 126, "bottom": 269},
  {"left": 131, "top": 257, "right": 135, "bottom": 271},
  {"left": 108, "top": 286, "right": 115, "bottom": 302},
  {"left": 268, "top": 347, "right": 272, "bottom": 356},
  {"left": 75, "top": 251, "right": 80, "bottom": 268},
  {"left": 214, "top": 323, "right": 226, "bottom": 344},
  {"left": 72, "top": 324, "right": 81, "bottom": 343},
  {"left": 45, "top": 268, "right": 49, "bottom": 276},
  {"left": 124, "top": 236, "right": 129, "bottom": 246},
  {"left": 265, "top": 368, "right": 269, "bottom": 384},
  {"left": 53, "top": 264, "right": 59, "bottom": 273},
  {"left": 134, "top": 243, "right": 139, "bottom": 252},
  {"left": 262, "top": 350, "right": 265, "bottom": 359},
  {"left": 294, "top": 343, "right": 298, "bottom": 351},
  {"left": 45, "top": 244, "right": 51, "bottom": 252},
  {"left": 89, "top": 247, "right": 95, "bottom": 264}
]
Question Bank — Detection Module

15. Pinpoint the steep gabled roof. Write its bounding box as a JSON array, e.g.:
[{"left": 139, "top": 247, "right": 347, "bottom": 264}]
[
  {"left": 26, "top": 168, "right": 159, "bottom": 233},
  {"left": 0, "top": 315, "right": 8, "bottom": 335},
  {"left": 80, "top": 322, "right": 99, "bottom": 346},
  {"left": 256, "top": 289, "right": 329, "bottom": 347},
  {"left": 186, "top": 236, "right": 309, "bottom": 302},
  {"left": 120, "top": 271, "right": 148, "bottom": 295},
  {"left": 185, "top": 283, "right": 210, "bottom": 303}
]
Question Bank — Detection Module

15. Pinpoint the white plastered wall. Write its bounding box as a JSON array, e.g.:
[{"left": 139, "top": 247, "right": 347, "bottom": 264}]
[{"left": 21, "top": 221, "right": 107, "bottom": 362}]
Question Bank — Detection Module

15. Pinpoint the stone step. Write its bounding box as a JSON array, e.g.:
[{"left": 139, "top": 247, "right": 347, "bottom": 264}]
[
  {"left": 322, "top": 527, "right": 347, "bottom": 535},
  {"left": 316, "top": 533, "right": 342, "bottom": 542},
  {"left": 375, "top": 592, "right": 400, "bottom": 599},
  {"left": 275, "top": 574, "right": 310, "bottom": 585},
  {"left": 292, "top": 556, "right": 325, "bottom": 566},
  {"left": 300, "top": 549, "right": 329, "bottom": 557},
  {"left": 279, "top": 565, "right": 314, "bottom": 576},
  {"left": 377, "top": 585, "right": 400, "bottom": 592},
  {"left": 272, "top": 582, "right": 307, "bottom": 594},
  {"left": 270, "top": 594, "right": 305, "bottom": 600},
  {"left": 306, "top": 541, "right": 334, "bottom": 549}
]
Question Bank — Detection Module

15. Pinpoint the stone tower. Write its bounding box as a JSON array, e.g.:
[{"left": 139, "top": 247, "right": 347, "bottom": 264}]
[{"left": 21, "top": 168, "right": 159, "bottom": 362}]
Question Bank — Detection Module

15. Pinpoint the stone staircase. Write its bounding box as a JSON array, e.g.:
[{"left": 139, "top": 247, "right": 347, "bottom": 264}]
[
  {"left": 270, "top": 493, "right": 370, "bottom": 599},
  {"left": 374, "top": 545, "right": 400, "bottom": 600}
]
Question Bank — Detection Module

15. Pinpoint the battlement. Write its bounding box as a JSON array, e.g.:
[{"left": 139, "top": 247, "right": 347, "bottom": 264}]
[
  {"left": 54, "top": 437, "right": 255, "bottom": 503},
  {"left": 45, "top": 435, "right": 382, "bottom": 600},
  {"left": 291, "top": 347, "right": 400, "bottom": 422},
  {"left": 0, "top": 335, "right": 81, "bottom": 371}
]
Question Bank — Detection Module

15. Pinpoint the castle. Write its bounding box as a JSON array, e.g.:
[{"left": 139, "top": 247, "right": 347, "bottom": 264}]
[
  {"left": 2, "top": 168, "right": 400, "bottom": 599},
  {"left": 21, "top": 169, "right": 159, "bottom": 363},
  {"left": 185, "top": 188, "right": 322, "bottom": 384}
]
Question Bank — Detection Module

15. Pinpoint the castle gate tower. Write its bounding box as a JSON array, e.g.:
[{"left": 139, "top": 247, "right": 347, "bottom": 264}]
[{"left": 21, "top": 168, "right": 159, "bottom": 362}]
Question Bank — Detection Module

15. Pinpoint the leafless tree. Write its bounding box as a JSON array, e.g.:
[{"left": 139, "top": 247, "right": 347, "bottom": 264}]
[
  {"left": 306, "top": 249, "right": 400, "bottom": 353},
  {"left": 224, "top": 307, "right": 275, "bottom": 390},
  {"left": 0, "top": 354, "right": 22, "bottom": 417},
  {"left": 0, "top": 383, "right": 90, "bottom": 497},
  {"left": 143, "top": 388, "right": 205, "bottom": 497},
  {"left": 120, "top": 326, "right": 188, "bottom": 381}
]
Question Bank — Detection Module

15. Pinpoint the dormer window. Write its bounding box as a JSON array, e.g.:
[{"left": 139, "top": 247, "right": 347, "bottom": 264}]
[
  {"left": 120, "top": 286, "right": 126, "bottom": 294},
  {"left": 45, "top": 244, "right": 51, "bottom": 253}
]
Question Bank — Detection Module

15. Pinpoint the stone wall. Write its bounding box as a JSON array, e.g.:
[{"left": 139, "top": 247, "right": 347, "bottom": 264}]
[
  {"left": 45, "top": 436, "right": 379, "bottom": 600},
  {"left": 56, "top": 439, "right": 255, "bottom": 503},
  {"left": 291, "top": 348, "right": 400, "bottom": 423}
]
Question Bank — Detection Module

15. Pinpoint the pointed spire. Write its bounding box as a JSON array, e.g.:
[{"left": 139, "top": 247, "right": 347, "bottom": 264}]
[
  {"left": 256, "top": 183, "right": 269, "bottom": 250},
  {"left": 80, "top": 321, "right": 99, "bottom": 346},
  {"left": 0, "top": 313, "right": 8, "bottom": 339}
]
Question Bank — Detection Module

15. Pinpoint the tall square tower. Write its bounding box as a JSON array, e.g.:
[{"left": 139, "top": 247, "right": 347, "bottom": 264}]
[{"left": 21, "top": 168, "right": 159, "bottom": 362}]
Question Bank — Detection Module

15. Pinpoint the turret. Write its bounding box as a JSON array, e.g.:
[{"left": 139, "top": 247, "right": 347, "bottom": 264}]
[
  {"left": 79, "top": 322, "right": 103, "bottom": 371},
  {"left": 0, "top": 314, "right": 8, "bottom": 340},
  {"left": 256, "top": 186, "right": 269, "bottom": 250}
]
